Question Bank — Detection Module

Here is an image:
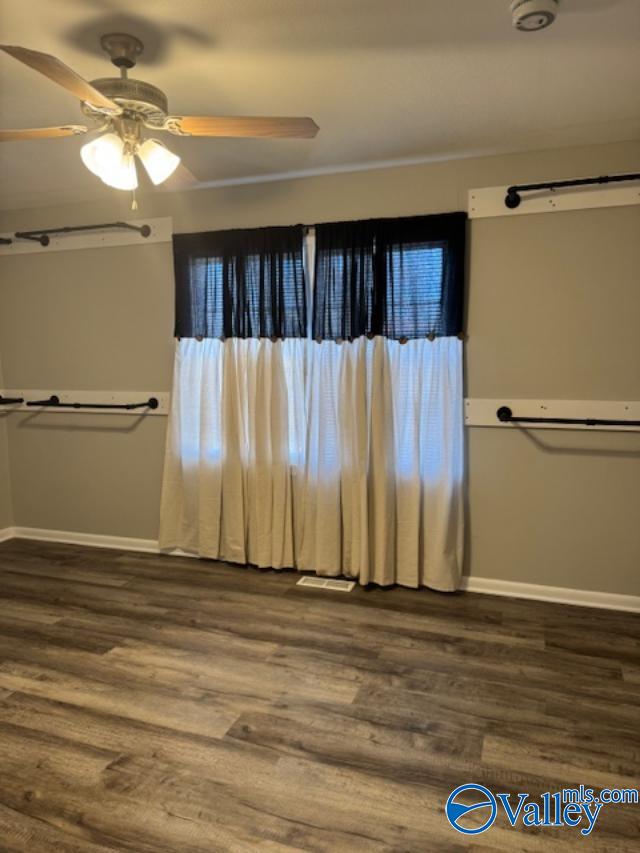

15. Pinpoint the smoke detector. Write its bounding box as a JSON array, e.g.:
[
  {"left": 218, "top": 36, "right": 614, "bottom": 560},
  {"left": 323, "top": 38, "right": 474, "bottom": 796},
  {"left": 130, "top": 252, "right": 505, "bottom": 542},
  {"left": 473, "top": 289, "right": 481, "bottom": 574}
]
[{"left": 510, "top": 0, "right": 560, "bottom": 31}]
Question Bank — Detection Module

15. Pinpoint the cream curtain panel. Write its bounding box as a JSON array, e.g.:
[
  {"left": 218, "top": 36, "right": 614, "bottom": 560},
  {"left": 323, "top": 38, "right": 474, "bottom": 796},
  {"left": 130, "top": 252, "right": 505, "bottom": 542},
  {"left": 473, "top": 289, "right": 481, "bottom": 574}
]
[{"left": 159, "top": 335, "right": 464, "bottom": 591}]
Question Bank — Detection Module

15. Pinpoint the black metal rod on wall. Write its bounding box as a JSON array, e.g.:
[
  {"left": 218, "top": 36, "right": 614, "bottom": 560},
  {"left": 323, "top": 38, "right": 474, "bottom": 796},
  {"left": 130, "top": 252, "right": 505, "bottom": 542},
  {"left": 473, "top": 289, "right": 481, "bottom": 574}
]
[
  {"left": 25, "top": 396, "right": 159, "bottom": 411},
  {"left": 26, "top": 396, "right": 60, "bottom": 406},
  {"left": 496, "top": 406, "right": 640, "bottom": 428},
  {"left": 0, "top": 396, "right": 24, "bottom": 405},
  {"left": 14, "top": 221, "right": 151, "bottom": 247},
  {"left": 13, "top": 232, "right": 50, "bottom": 246},
  {"left": 504, "top": 172, "right": 640, "bottom": 209},
  {"left": 0, "top": 237, "right": 12, "bottom": 245}
]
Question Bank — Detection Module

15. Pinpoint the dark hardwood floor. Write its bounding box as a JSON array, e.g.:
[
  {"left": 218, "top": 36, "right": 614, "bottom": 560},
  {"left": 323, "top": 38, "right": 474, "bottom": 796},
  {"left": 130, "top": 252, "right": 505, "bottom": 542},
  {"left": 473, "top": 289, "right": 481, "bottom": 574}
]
[{"left": 0, "top": 538, "right": 637, "bottom": 852}]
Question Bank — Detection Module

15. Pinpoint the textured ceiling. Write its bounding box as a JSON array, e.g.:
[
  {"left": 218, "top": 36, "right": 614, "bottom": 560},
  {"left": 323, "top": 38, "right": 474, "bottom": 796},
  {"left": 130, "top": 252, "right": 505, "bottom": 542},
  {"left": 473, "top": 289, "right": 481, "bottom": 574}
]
[{"left": 0, "top": 0, "right": 639, "bottom": 209}]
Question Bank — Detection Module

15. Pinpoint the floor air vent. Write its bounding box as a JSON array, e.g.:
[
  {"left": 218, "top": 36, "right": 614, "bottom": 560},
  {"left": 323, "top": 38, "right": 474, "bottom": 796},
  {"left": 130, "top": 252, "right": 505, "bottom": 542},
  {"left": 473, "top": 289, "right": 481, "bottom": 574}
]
[{"left": 297, "top": 576, "right": 355, "bottom": 592}]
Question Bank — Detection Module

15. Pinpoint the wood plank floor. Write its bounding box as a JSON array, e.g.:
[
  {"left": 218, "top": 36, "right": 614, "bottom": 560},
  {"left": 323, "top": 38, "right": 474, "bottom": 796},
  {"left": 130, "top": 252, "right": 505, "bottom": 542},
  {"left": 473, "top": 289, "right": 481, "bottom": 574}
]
[{"left": 0, "top": 538, "right": 637, "bottom": 852}]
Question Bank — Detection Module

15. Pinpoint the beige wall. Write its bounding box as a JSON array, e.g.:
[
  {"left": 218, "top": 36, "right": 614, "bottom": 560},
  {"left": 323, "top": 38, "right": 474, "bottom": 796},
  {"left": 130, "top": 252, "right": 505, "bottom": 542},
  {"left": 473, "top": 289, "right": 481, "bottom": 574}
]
[
  {"left": 0, "top": 425, "right": 10, "bottom": 529},
  {"left": 0, "top": 243, "right": 174, "bottom": 539},
  {"left": 0, "top": 140, "right": 638, "bottom": 593},
  {"left": 466, "top": 206, "right": 640, "bottom": 595},
  {"left": 0, "top": 355, "right": 13, "bottom": 529},
  {"left": 0, "top": 419, "right": 12, "bottom": 530}
]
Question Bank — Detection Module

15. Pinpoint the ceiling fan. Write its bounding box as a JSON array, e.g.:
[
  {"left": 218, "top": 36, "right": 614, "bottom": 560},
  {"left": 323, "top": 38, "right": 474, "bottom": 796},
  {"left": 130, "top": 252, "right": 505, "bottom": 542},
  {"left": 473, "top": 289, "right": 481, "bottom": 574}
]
[{"left": 0, "top": 33, "right": 319, "bottom": 195}]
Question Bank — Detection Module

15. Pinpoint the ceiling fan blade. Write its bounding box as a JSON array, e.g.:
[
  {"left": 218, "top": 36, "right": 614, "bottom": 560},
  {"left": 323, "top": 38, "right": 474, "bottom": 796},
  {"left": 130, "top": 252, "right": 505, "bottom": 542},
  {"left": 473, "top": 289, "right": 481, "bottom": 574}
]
[
  {"left": 165, "top": 115, "right": 319, "bottom": 139},
  {"left": 0, "top": 125, "right": 88, "bottom": 142},
  {"left": 161, "top": 161, "right": 201, "bottom": 191},
  {"left": 0, "top": 45, "right": 121, "bottom": 113}
]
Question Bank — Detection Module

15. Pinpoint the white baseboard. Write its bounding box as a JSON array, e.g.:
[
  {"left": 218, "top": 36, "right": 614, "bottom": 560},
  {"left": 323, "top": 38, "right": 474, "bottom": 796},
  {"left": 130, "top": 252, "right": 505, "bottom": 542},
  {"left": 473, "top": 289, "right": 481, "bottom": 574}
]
[
  {"left": 1, "top": 526, "right": 638, "bottom": 613},
  {"left": 461, "top": 575, "right": 640, "bottom": 614},
  {"left": 7, "top": 526, "right": 159, "bottom": 554}
]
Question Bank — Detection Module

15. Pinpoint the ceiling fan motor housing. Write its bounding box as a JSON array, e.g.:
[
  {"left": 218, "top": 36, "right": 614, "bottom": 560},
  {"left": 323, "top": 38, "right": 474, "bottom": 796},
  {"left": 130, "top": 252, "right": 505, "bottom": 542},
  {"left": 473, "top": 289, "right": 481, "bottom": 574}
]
[{"left": 82, "top": 78, "right": 168, "bottom": 123}]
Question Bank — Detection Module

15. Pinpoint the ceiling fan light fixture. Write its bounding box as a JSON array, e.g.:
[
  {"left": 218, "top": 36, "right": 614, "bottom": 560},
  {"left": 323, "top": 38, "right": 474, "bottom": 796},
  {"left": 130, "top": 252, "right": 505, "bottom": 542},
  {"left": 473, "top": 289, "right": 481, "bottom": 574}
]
[
  {"left": 100, "top": 150, "right": 138, "bottom": 191},
  {"left": 80, "top": 132, "right": 123, "bottom": 178},
  {"left": 137, "top": 138, "right": 181, "bottom": 185},
  {"left": 80, "top": 132, "right": 138, "bottom": 190}
]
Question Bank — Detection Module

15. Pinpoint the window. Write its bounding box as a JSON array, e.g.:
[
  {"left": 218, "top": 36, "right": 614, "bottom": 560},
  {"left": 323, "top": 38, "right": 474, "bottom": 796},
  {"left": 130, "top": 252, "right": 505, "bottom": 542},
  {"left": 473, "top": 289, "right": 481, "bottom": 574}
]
[
  {"left": 313, "top": 213, "right": 466, "bottom": 341},
  {"left": 384, "top": 242, "right": 445, "bottom": 338},
  {"left": 173, "top": 225, "right": 307, "bottom": 339}
]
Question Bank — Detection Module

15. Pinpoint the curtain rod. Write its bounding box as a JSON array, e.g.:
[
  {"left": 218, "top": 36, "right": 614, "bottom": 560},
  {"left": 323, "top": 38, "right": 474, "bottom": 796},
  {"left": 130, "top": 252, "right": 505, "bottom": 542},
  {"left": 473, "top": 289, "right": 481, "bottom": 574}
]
[
  {"left": 504, "top": 172, "right": 640, "bottom": 209},
  {"left": 497, "top": 406, "right": 640, "bottom": 428},
  {"left": 14, "top": 221, "right": 151, "bottom": 247}
]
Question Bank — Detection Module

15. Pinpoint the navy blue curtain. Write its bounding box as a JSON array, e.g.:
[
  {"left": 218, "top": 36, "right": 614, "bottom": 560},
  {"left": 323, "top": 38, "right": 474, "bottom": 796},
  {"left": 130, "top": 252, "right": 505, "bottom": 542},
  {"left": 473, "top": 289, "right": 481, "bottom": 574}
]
[
  {"left": 173, "top": 214, "right": 466, "bottom": 340},
  {"left": 313, "top": 212, "right": 466, "bottom": 340},
  {"left": 173, "top": 225, "right": 307, "bottom": 339}
]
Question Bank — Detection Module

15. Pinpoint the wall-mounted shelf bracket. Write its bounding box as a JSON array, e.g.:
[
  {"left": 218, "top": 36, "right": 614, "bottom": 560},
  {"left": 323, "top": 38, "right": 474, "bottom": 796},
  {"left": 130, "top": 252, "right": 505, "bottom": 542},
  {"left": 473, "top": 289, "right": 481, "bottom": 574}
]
[
  {"left": 465, "top": 399, "right": 640, "bottom": 432},
  {"left": 0, "top": 217, "right": 172, "bottom": 256},
  {"left": 469, "top": 175, "right": 640, "bottom": 219},
  {"left": 0, "top": 390, "right": 169, "bottom": 416},
  {"left": 15, "top": 221, "right": 152, "bottom": 247}
]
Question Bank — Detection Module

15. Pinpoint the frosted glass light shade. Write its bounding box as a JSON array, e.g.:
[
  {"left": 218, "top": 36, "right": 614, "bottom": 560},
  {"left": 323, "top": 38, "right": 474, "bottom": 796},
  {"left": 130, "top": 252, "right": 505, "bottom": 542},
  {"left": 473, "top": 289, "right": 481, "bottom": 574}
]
[
  {"left": 80, "top": 132, "right": 179, "bottom": 191},
  {"left": 80, "top": 132, "right": 138, "bottom": 191},
  {"left": 100, "top": 151, "right": 138, "bottom": 191},
  {"left": 80, "top": 133, "right": 124, "bottom": 178},
  {"left": 137, "top": 138, "right": 181, "bottom": 185}
]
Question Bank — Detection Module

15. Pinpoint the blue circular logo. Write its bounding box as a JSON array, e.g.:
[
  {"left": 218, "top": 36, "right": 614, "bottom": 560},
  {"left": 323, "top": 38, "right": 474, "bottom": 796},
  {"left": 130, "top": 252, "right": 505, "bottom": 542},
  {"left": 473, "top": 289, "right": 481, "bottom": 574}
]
[{"left": 445, "top": 784, "right": 497, "bottom": 835}]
